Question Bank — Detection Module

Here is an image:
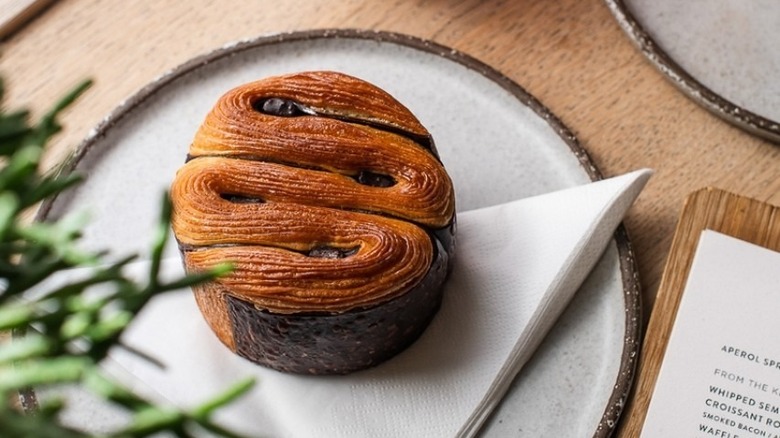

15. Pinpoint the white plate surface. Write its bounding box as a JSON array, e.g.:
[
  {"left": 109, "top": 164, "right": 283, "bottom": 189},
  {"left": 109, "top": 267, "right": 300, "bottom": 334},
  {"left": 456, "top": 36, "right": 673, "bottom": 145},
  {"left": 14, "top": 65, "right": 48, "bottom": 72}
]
[{"left": 40, "top": 30, "right": 638, "bottom": 437}]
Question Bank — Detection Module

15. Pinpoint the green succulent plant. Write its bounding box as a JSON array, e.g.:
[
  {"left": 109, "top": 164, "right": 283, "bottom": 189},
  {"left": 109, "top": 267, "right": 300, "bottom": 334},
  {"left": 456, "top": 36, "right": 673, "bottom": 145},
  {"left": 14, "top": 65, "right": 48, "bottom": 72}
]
[{"left": 0, "top": 78, "right": 253, "bottom": 437}]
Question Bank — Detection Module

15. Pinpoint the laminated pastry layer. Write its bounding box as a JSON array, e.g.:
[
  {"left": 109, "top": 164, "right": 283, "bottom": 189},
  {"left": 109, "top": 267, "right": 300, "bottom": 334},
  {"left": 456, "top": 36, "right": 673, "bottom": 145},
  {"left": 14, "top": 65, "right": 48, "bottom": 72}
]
[{"left": 171, "top": 71, "right": 455, "bottom": 317}]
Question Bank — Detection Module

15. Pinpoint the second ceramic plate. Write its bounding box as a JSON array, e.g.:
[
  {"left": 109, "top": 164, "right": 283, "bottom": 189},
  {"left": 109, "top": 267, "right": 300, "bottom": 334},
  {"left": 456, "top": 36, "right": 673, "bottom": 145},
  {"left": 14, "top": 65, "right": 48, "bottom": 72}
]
[{"left": 605, "top": 0, "right": 780, "bottom": 143}]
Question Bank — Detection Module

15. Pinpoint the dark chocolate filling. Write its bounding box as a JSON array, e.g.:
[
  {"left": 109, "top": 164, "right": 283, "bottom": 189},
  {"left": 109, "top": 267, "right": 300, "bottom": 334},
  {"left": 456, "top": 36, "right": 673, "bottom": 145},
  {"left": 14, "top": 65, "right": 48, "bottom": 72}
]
[
  {"left": 219, "top": 193, "right": 265, "bottom": 204},
  {"left": 307, "top": 245, "right": 359, "bottom": 259},
  {"left": 253, "top": 97, "right": 316, "bottom": 117},
  {"left": 353, "top": 170, "right": 396, "bottom": 188}
]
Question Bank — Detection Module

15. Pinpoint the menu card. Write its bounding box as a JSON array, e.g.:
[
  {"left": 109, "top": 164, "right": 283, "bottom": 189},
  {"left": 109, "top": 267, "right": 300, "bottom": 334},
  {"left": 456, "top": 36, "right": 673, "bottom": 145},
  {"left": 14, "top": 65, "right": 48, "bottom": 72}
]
[{"left": 641, "top": 230, "right": 780, "bottom": 438}]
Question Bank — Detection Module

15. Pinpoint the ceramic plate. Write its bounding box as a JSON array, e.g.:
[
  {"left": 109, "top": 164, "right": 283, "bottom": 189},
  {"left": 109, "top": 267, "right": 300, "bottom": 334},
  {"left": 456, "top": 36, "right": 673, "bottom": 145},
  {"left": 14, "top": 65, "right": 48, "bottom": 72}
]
[
  {"left": 32, "top": 30, "right": 639, "bottom": 437},
  {"left": 605, "top": 0, "right": 780, "bottom": 143}
]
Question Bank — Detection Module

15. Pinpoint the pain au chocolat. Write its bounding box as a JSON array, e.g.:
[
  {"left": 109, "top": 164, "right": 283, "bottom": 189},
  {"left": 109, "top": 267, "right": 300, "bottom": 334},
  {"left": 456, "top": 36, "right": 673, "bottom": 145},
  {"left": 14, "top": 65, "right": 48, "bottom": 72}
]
[{"left": 170, "top": 71, "right": 456, "bottom": 375}]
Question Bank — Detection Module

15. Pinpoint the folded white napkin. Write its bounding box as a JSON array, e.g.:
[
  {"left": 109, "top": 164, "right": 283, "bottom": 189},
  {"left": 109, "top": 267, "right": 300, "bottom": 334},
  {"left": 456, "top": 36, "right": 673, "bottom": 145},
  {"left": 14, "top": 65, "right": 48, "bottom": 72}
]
[{"left": 93, "top": 169, "right": 650, "bottom": 437}]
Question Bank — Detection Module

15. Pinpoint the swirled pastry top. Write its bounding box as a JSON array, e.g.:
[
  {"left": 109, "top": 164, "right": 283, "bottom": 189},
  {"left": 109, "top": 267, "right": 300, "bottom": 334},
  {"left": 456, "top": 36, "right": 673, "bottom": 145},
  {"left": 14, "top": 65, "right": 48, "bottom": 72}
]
[{"left": 171, "top": 71, "right": 455, "bottom": 314}]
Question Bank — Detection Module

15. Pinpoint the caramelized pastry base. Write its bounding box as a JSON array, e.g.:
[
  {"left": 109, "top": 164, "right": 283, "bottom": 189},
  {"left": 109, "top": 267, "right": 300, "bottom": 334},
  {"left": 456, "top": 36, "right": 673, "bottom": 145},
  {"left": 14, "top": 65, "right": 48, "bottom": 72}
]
[{"left": 217, "top": 239, "right": 449, "bottom": 375}]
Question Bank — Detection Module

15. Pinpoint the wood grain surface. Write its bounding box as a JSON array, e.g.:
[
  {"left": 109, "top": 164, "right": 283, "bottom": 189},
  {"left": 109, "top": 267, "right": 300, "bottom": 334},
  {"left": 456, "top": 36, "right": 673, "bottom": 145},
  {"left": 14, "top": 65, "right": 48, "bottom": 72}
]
[
  {"left": 616, "top": 188, "right": 780, "bottom": 436},
  {"left": 1, "top": 0, "right": 778, "bottom": 434}
]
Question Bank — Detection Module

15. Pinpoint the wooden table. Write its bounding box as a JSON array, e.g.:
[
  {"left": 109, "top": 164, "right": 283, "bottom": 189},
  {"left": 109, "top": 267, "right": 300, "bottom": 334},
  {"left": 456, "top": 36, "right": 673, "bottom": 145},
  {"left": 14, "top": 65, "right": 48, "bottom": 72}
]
[{"left": 2, "top": 0, "right": 778, "bottom": 433}]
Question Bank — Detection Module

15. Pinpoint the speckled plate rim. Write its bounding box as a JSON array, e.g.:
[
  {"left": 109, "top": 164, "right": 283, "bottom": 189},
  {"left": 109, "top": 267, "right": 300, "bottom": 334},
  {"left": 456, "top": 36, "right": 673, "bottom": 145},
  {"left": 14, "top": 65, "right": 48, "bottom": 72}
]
[
  {"left": 603, "top": 0, "right": 780, "bottom": 144},
  {"left": 26, "top": 28, "right": 640, "bottom": 437}
]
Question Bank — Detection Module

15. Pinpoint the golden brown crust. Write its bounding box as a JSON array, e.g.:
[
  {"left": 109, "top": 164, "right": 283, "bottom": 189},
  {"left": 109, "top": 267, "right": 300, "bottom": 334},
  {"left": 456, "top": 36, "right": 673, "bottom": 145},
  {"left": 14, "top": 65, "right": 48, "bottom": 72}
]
[
  {"left": 185, "top": 78, "right": 453, "bottom": 225},
  {"left": 179, "top": 209, "right": 432, "bottom": 313},
  {"left": 193, "top": 71, "right": 430, "bottom": 144},
  {"left": 171, "top": 71, "right": 454, "bottom": 315},
  {"left": 172, "top": 155, "right": 452, "bottom": 229}
]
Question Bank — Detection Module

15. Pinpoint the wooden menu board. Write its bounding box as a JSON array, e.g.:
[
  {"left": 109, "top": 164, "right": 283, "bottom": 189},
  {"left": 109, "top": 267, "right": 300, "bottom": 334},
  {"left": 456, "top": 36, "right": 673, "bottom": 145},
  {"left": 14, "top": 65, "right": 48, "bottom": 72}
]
[{"left": 616, "top": 188, "right": 780, "bottom": 437}]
